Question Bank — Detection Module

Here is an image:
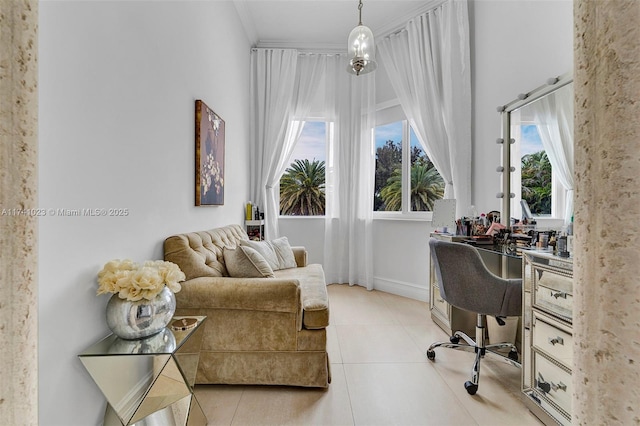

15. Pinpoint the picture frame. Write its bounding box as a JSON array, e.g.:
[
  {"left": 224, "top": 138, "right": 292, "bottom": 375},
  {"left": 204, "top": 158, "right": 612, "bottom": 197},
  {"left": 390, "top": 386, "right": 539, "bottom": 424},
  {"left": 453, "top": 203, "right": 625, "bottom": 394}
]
[{"left": 195, "top": 100, "right": 225, "bottom": 206}]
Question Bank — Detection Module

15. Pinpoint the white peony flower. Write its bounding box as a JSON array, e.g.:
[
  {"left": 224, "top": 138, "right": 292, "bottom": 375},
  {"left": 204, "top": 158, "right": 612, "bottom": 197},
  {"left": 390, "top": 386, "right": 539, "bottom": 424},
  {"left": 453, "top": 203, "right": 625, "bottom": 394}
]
[{"left": 96, "top": 259, "right": 185, "bottom": 301}]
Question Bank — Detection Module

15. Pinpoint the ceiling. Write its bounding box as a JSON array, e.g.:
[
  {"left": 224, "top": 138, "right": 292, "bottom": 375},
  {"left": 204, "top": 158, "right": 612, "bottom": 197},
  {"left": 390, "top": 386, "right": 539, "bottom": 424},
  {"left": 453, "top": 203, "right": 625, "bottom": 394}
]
[{"left": 232, "top": 0, "right": 442, "bottom": 50}]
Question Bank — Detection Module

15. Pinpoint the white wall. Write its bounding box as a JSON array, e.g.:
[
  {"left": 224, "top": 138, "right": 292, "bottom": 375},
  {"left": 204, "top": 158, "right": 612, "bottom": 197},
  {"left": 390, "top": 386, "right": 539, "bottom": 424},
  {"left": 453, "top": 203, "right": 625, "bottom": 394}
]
[
  {"left": 470, "top": 0, "right": 574, "bottom": 214},
  {"left": 38, "top": 2, "right": 251, "bottom": 424},
  {"left": 279, "top": 0, "right": 573, "bottom": 302}
]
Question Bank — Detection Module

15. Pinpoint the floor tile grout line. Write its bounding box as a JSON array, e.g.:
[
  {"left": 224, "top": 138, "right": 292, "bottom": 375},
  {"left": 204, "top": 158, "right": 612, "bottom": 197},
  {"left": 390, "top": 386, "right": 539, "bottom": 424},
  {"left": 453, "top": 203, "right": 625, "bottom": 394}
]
[
  {"left": 228, "top": 386, "right": 248, "bottom": 426},
  {"left": 334, "top": 362, "right": 357, "bottom": 426}
]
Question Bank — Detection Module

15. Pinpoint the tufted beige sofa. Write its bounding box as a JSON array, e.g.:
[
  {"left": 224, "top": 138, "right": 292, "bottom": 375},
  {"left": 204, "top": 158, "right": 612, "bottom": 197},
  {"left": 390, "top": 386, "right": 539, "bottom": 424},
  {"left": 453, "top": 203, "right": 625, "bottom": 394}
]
[{"left": 163, "top": 224, "right": 331, "bottom": 388}]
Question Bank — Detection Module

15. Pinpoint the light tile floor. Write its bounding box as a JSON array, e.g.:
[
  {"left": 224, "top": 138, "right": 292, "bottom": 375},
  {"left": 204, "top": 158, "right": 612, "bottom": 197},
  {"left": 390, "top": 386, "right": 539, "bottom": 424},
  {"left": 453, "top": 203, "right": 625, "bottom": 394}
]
[{"left": 194, "top": 284, "right": 543, "bottom": 425}]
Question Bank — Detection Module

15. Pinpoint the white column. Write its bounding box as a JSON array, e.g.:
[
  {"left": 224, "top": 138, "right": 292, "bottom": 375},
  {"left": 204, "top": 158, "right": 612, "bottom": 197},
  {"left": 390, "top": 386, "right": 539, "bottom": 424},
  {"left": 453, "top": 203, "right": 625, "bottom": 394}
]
[
  {"left": 0, "top": 0, "right": 39, "bottom": 424},
  {"left": 573, "top": 0, "right": 640, "bottom": 424}
]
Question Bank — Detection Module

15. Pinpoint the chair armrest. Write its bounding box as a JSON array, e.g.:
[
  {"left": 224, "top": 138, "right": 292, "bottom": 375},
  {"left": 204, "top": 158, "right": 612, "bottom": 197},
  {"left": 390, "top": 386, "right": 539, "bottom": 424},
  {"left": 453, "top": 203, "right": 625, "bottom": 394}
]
[{"left": 291, "top": 246, "right": 307, "bottom": 267}]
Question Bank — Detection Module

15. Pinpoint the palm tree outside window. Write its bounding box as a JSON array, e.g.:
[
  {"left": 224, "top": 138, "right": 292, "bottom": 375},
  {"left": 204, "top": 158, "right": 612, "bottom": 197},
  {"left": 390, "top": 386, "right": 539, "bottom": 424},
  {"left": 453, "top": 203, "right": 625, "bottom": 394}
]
[
  {"left": 279, "top": 121, "right": 327, "bottom": 216},
  {"left": 520, "top": 124, "right": 554, "bottom": 217},
  {"left": 374, "top": 120, "right": 444, "bottom": 213}
]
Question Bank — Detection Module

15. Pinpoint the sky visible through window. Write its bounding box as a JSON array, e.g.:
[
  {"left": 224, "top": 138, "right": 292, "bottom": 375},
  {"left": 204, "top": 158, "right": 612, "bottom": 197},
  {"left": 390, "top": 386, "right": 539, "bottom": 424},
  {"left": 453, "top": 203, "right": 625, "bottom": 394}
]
[
  {"left": 288, "top": 121, "right": 326, "bottom": 162},
  {"left": 375, "top": 121, "right": 402, "bottom": 149},
  {"left": 375, "top": 121, "right": 424, "bottom": 152},
  {"left": 292, "top": 120, "right": 432, "bottom": 161},
  {"left": 291, "top": 120, "right": 428, "bottom": 162},
  {"left": 521, "top": 124, "right": 543, "bottom": 155}
]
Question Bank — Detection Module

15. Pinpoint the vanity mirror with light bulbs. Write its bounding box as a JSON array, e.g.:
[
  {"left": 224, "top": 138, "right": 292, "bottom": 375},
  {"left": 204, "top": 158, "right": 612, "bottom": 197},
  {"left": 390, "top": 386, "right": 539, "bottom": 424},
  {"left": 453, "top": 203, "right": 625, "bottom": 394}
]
[
  {"left": 496, "top": 72, "right": 575, "bottom": 426},
  {"left": 497, "top": 72, "right": 574, "bottom": 229}
]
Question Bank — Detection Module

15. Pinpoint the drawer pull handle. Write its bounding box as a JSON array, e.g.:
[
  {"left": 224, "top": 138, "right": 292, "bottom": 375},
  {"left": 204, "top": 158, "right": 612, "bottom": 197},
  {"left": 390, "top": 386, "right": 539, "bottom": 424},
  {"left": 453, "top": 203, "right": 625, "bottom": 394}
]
[
  {"left": 530, "top": 392, "right": 542, "bottom": 405},
  {"left": 551, "top": 291, "right": 567, "bottom": 299},
  {"left": 551, "top": 381, "right": 568, "bottom": 392},
  {"left": 535, "top": 377, "right": 551, "bottom": 394},
  {"left": 548, "top": 336, "right": 564, "bottom": 346},
  {"left": 437, "top": 299, "right": 445, "bottom": 303},
  {"left": 536, "top": 373, "right": 567, "bottom": 394}
]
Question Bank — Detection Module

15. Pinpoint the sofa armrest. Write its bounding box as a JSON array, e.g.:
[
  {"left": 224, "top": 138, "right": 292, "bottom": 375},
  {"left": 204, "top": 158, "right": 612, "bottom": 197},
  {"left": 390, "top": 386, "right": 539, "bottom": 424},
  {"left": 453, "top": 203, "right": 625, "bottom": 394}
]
[
  {"left": 291, "top": 246, "right": 307, "bottom": 267},
  {"left": 175, "top": 276, "right": 303, "bottom": 330},
  {"left": 176, "top": 276, "right": 300, "bottom": 310}
]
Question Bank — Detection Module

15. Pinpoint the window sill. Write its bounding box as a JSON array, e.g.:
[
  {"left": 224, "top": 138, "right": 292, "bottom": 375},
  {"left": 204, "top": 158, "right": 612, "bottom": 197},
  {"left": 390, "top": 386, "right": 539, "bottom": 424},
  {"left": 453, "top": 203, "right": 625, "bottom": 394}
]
[
  {"left": 278, "top": 215, "right": 325, "bottom": 219},
  {"left": 373, "top": 213, "right": 434, "bottom": 222}
]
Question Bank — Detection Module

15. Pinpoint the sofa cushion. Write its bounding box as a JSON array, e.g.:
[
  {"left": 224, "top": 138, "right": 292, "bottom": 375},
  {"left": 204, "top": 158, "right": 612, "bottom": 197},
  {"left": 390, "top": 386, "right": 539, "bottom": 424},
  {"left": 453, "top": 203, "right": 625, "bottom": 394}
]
[
  {"left": 223, "top": 246, "right": 275, "bottom": 278},
  {"left": 274, "top": 264, "right": 329, "bottom": 329},
  {"left": 240, "top": 237, "right": 297, "bottom": 271}
]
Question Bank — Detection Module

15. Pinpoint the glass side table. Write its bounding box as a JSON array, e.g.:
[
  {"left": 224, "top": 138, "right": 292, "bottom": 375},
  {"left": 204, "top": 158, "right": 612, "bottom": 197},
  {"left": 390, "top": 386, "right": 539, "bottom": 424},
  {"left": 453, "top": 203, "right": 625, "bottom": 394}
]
[{"left": 79, "top": 316, "right": 207, "bottom": 426}]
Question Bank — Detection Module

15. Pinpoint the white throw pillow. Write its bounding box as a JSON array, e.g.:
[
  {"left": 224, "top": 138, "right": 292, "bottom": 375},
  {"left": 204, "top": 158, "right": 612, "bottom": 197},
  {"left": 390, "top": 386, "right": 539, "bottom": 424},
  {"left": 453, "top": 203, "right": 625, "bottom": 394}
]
[
  {"left": 239, "top": 240, "right": 279, "bottom": 270},
  {"left": 240, "top": 237, "right": 297, "bottom": 270},
  {"left": 270, "top": 237, "right": 297, "bottom": 270},
  {"left": 223, "top": 246, "right": 275, "bottom": 278}
]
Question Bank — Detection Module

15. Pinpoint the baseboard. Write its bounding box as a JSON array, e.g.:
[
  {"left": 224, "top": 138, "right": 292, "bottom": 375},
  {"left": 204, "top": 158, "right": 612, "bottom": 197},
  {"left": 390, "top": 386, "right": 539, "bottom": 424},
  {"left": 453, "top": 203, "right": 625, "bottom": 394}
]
[{"left": 373, "top": 277, "right": 429, "bottom": 302}]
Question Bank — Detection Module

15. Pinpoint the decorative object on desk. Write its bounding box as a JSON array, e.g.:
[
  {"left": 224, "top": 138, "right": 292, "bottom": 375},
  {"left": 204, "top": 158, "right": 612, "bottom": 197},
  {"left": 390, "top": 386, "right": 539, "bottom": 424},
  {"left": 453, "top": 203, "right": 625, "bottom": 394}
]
[
  {"left": 467, "top": 235, "right": 494, "bottom": 245},
  {"left": 97, "top": 259, "right": 185, "bottom": 340},
  {"left": 195, "top": 99, "right": 225, "bottom": 206},
  {"left": 485, "top": 221, "right": 506, "bottom": 236},
  {"left": 486, "top": 210, "right": 500, "bottom": 224},
  {"left": 170, "top": 317, "right": 198, "bottom": 331},
  {"left": 432, "top": 199, "right": 457, "bottom": 233}
]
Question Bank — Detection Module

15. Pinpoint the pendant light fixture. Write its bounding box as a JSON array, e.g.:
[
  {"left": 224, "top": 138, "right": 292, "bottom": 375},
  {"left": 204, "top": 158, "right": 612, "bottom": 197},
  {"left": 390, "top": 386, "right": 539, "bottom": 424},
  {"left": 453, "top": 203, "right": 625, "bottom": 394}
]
[{"left": 347, "top": 0, "right": 377, "bottom": 76}]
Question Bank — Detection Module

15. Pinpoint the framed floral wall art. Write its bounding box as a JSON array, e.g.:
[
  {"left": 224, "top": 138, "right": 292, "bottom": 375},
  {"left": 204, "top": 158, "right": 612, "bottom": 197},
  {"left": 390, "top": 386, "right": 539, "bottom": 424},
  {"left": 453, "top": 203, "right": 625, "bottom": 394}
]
[{"left": 195, "top": 100, "right": 225, "bottom": 206}]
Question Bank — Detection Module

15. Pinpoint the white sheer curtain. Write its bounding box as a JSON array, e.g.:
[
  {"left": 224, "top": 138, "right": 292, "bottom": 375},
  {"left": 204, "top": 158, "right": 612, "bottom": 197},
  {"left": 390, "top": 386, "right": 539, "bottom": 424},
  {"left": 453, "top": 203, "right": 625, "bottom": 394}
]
[
  {"left": 323, "top": 55, "right": 376, "bottom": 289},
  {"left": 250, "top": 50, "right": 326, "bottom": 240},
  {"left": 250, "top": 49, "right": 298, "bottom": 240},
  {"left": 250, "top": 50, "right": 375, "bottom": 288},
  {"left": 264, "top": 53, "right": 327, "bottom": 239},
  {"left": 532, "top": 84, "right": 574, "bottom": 224},
  {"left": 377, "top": 0, "right": 471, "bottom": 218},
  {"left": 280, "top": 54, "right": 328, "bottom": 179}
]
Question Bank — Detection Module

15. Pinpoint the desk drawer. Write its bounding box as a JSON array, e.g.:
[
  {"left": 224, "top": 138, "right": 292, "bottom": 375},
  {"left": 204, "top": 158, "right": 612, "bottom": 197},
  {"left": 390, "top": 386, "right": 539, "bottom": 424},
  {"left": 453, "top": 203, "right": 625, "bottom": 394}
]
[
  {"left": 432, "top": 286, "right": 449, "bottom": 320},
  {"left": 533, "top": 352, "right": 572, "bottom": 416},
  {"left": 532, "top": 315, "right": 572, "bottom": 368},
  {"left": 534, "top": 278, "right": 573, "bottom": 320}
]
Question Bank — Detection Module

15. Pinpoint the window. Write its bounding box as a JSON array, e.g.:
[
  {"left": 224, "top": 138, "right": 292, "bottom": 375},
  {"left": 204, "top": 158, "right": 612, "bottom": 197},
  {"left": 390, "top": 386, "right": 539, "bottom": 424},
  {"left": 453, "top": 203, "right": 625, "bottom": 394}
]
[
  {"left": 374, "top": 120, "right": 444, "bottom": 213},
  {"left": 279, "top": 121, "right": 327, "bottom": 216}
]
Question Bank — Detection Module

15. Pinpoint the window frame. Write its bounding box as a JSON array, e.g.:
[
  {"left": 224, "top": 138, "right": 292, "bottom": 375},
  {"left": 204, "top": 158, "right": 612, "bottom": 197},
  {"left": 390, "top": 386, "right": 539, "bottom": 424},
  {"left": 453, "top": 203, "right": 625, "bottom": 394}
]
[{"left": 373, "top": 118, "right": 437, "bottom": 221}]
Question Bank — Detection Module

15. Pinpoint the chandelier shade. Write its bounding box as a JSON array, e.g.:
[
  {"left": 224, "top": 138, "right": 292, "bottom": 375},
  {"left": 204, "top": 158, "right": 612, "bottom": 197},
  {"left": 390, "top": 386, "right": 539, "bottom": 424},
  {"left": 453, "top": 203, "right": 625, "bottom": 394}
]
[{"left": 347, "top": 0, "right": 377, "bottom": 75}]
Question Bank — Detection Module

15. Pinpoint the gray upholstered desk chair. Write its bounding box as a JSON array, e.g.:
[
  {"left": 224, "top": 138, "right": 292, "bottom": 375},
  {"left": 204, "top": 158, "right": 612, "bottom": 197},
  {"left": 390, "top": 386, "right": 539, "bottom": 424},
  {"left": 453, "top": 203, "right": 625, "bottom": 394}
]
[{"left": 426, "top": 238, "right": 522, "bottom": 395}]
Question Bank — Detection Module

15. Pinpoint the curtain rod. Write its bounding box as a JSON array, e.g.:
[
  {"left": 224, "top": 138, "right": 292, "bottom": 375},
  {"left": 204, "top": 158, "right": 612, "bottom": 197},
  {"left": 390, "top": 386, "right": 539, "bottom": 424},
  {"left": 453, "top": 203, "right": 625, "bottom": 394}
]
[
  {"left": 251, "top": 47, "right": 346, "bottom": 56},
  {"left": 375, "top": 0, "right": 447, "bottom": 41}
]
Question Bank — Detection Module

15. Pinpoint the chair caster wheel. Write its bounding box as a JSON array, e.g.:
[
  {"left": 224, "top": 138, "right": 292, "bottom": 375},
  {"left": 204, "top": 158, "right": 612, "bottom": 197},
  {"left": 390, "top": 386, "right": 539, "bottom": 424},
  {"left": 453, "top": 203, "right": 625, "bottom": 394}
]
[
  {"left": 426, "top": 350, "right": 436, "bottom": 361},
  {"left": 508, "top": 349, "right": 519, "bottom": 361},
  {"left": 449, "top": 335, "right": 460, "bottom": 344},
  {"left": 464, "top": 381, "right": 478, "bottom": 395}
]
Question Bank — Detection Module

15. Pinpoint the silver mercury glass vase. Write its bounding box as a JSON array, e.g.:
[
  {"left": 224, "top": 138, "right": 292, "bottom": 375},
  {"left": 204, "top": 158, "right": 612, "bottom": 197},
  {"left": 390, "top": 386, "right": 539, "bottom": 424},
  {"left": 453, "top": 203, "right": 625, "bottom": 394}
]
[{"left": 105, "top": 286, "right": 176, "bottom": 340}]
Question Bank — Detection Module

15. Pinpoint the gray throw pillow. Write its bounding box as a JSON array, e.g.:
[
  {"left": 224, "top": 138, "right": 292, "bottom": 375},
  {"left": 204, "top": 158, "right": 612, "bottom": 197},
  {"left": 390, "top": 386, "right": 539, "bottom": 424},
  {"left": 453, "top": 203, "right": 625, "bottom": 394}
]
[{"left": 223, "top": 246, "right": 275, "bottom": 278}]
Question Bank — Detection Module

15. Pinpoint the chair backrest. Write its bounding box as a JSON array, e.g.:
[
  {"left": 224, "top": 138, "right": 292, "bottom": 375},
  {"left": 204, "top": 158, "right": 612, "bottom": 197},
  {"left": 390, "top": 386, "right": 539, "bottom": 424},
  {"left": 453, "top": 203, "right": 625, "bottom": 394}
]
[{"left": 429, "top": 238, "right": 522, "bottom": 317}]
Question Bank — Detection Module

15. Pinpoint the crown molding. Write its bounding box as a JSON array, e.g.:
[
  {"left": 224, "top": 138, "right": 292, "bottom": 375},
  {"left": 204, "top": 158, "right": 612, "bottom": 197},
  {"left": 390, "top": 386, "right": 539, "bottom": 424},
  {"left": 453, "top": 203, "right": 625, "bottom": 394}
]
[
  {"left": 233, "top": 0, "right": 259, "bottom": 45},
  {"left": 373, "top": 0, "right": 447, "bottom": 39}
]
